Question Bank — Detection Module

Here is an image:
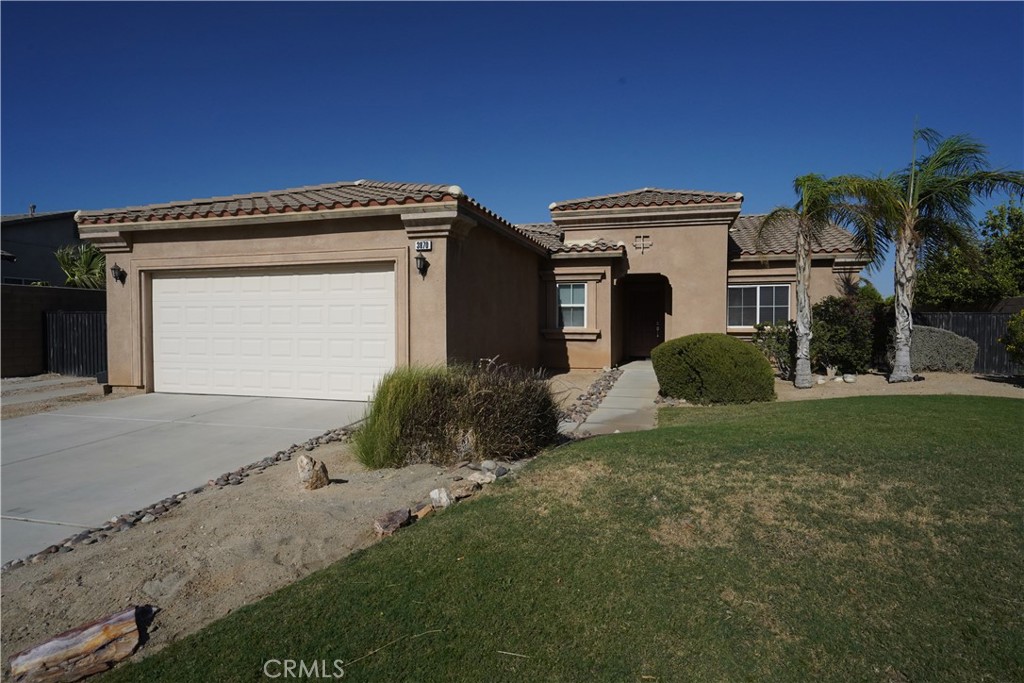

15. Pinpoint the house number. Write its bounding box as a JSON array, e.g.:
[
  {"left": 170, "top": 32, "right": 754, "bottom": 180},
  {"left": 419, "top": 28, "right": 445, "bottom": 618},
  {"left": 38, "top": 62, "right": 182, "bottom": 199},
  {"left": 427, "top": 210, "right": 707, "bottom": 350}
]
[{"left": 414, "top": 240, "right": 433, "bottom": 251}]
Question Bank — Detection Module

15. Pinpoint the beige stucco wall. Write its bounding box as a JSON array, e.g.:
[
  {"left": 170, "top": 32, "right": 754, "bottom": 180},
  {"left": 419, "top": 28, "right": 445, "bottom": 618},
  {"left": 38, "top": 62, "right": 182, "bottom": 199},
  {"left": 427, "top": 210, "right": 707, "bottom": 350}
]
[
  {"left": 95, "top": 213, "right": 446, "bottom": 389},
  {"left": 445, "top": 221, "right": 543, "bottom": 368},
  {"left": 545, "top": 223, "right": 731, "bottom": 367},
  {"left": 539, "top": 258, "right": 619, "bottom": 369}
]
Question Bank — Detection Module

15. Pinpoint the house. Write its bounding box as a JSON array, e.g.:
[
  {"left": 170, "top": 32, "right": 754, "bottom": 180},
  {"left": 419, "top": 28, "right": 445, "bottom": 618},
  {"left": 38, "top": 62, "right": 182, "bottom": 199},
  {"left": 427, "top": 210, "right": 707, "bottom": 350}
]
[
  {"left": 1, "top": 209, "right": 106, "bottom": 377},
  {"left": 75, "top": 180, "right": 868, "bottom": 401},
  {"left": 1, "top": 209, "right": 81, "bottom": 285}
]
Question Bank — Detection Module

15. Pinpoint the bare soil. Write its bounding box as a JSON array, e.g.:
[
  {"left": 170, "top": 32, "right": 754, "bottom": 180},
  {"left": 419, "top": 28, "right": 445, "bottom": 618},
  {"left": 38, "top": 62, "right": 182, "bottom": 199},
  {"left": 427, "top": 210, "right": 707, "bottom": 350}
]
[
  {"left": 774, "top": 371, "right": 1023, "bottom": 402},
  {"left": 0, "top": 443, "right": 489, "bottom": 670},
  {"left": 1, "top": 370, "right": 1017, "bottom": 674}
]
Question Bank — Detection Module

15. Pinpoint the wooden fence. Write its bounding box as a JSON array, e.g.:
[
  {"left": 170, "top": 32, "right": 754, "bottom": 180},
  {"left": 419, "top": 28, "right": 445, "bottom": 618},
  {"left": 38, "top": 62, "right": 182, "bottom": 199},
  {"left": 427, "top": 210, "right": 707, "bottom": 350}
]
[
  {"left": 45, "top": 311, "right": 108, "bottom": 377},
  {"left": 915, "top": 311, "right": 1019, "bottom": 375}
]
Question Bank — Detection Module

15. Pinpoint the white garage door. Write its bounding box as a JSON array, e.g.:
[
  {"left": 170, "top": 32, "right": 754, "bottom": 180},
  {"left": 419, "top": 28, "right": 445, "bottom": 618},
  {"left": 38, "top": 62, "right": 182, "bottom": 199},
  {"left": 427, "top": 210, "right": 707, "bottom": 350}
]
[{"left": 152, "top": 265, "right": 395, "bottom": 401}]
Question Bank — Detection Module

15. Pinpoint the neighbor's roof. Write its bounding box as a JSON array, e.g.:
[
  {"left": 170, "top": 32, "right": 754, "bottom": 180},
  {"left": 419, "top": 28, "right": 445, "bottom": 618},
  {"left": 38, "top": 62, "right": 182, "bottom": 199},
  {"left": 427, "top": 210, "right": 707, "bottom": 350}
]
[
  {"left": 1, "top": 210, "right": 78, "bottom": 224},
  {"left": 729, "top": 214, "right": 863, "bottom": 256},
  {"left": 550, "top": 187, "right": 742, "bottom": 212},
  {"left": 75, "top": 180, "right": 469, "bottom": 226}
]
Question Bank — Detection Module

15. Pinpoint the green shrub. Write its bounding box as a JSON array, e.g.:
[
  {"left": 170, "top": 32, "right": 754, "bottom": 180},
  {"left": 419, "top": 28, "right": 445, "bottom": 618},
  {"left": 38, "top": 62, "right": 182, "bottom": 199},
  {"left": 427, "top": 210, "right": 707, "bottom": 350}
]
[
  {"left": 752, "top": 321, "right": 796, "bottom": 380},
  {"left": 887, "top": 325, "right": 978, "bottom": 373},
  {"left": 810, "top": 295, "right": 875, "bottom": 374},
  {"left": 998, "top": 311, "right": 1024, "bottom": 368},
  {"left": 651, "top": 333, "right": 775, "bottom": 405},
  {"left": 353, "top": 363, "right": 559, "bottom": 469}
]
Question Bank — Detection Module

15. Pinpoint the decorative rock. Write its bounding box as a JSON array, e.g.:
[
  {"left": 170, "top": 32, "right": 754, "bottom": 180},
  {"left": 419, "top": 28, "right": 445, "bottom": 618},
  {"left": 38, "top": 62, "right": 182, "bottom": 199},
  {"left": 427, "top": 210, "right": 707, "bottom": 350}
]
[
  {"left": 140, "top": 514, "right": 156, "bottom": 524},
  {"left": 430, "top": 488, "right": 454, "bottom": 509},
  {"left": 467, "top": 462, "right": 482, "bottom": 471},
  {"left": 373, "top": 508, "right": 411, "bottom": 536},
  {"left": 452, "top": 475, "right": 463, "bottom": 482},
  {"left": 296, "top": 454, "right": 330, "bottom": 490},
  {"left": 495, "top": 466, "right": 509, "bottom": 478},
  {"left": 413, "top": 503, "right": 433, "bottom": 521},
  {"left": 843, "top": 374, "right": 857, "bottom": 383},
  {"left": 816, "top": 377, "right": 826, "bottom": 385},
  {"left": 468, "top": 471, "right": 496, "bottom": 485},
  {"left": 834, "top": 377, "right": 844, "bottom": 383},
  {"left": 480, "top": 459, "right": 497, "bottom": 472},
  {"left": 82, "top": 537, "right": 97, "bottom": 545},
  {"left": 450, "top": 480, "right": 481, "bottom": 500}
]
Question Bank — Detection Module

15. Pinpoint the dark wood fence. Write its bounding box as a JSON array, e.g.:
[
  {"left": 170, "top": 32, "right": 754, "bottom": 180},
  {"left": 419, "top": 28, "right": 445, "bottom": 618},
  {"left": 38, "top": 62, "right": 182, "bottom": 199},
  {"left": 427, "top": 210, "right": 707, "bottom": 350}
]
[
  {"left": 45, "top": 311, "right": 107, "bottom": 377},
  {"left": 915, "top": 311, "right": 1019, "bottom": 375}
]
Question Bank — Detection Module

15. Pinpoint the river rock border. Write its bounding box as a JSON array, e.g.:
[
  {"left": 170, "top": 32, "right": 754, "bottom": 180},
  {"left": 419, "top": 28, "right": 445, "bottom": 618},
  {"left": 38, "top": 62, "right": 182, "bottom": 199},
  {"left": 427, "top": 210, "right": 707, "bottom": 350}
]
[
  {"left": 0, "top": 426, "right": 354, "bottom": 573},
  {"left": 560, "top": 367, "right": 624, "bottom": 424}
]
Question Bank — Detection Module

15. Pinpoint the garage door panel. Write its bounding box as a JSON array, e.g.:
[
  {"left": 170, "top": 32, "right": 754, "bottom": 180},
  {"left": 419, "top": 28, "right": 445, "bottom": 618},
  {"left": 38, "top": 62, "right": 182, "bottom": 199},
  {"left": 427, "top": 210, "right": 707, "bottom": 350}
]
[{"left": 152, "top": 265, "right": 394, "bottom": 400}]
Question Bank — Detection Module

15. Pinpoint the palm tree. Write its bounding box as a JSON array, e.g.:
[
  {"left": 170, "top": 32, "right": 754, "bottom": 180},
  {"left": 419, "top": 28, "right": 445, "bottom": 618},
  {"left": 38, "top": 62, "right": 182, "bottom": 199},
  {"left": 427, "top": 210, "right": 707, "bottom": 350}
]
[
  {"left": 757, "top": 174, "right": 878, "bottom": 388},
  {"left": 55, "top": 243, "right": 106, "bottom": 289},
  {"left": 846, "top": 129, "right": 1024, "bottom": 382}
]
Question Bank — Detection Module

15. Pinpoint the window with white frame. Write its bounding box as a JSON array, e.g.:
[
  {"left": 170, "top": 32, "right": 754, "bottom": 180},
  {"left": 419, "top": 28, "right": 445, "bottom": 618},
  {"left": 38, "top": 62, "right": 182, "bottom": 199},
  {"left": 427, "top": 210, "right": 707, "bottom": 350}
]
[
  {"left": 557, "top": 282, "right": 586, "bottom": 328},
  {"left": 728, "top": 284, "right": 790, "bottom": 326}
]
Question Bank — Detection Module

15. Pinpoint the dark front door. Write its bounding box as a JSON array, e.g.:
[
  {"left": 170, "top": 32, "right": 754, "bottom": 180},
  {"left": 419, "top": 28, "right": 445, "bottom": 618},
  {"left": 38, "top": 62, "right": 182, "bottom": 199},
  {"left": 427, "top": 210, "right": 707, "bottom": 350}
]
[{"left": 626, "top": 280, "right": 665, "bottom": 358}]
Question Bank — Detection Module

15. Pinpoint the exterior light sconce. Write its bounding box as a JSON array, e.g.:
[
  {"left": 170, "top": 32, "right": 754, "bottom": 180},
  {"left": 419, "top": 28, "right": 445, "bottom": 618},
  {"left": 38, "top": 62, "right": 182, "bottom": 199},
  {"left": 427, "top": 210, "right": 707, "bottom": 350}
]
[
  {"left": 110, "top": 263, "right": 127, "bottom": 285},
  {"left": 415, "top": 253, "right": 429, "bottom": 278}
]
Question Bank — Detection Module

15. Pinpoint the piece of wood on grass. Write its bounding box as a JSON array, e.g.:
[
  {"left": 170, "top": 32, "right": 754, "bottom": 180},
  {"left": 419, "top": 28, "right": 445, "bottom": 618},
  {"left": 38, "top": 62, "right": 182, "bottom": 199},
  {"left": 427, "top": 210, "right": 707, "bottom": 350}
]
[{"left": 8, "top": 606, "right": 149, "bottom": 683}]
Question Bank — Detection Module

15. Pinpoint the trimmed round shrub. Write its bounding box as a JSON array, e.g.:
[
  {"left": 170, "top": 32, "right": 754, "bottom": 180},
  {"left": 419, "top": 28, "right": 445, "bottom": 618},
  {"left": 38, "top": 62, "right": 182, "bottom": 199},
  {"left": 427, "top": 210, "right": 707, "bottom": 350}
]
[
  {"left": 887, "top": 325, "right": 978, "bottom": 373},
  {"left": 353, "top": 363, "right": 559, "bottom": 469},
  {"left": 652, "top": 333, "right": 776, "bottom": 405}
]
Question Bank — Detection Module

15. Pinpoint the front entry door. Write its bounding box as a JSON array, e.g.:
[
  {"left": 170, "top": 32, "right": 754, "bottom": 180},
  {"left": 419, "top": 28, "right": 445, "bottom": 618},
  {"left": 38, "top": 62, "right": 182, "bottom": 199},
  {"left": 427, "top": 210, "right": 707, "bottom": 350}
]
[{"left": 626, "top": 280, "right": 665, "bottom": 358}]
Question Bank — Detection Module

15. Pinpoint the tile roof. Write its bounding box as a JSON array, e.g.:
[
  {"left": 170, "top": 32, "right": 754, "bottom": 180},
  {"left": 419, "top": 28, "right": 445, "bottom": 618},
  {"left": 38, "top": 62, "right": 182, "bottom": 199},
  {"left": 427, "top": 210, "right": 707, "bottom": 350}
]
[
  {"left": 555, "top": 238, "right": 625, "bottom": 254},
  {"left": 729, "top": 214, "right": 862, "bottom": 257},
  {"left": 550, "top": 187, "right": 742, "bottom": 212},
  {"left": 76, "top": 180, "right": 465, "bottom": 226},
  {"left": 515, "top": 222, "right": 565, "bottom": 251},
  {"left": 514, "top": 223, "right": 624, "bottom": 255}
]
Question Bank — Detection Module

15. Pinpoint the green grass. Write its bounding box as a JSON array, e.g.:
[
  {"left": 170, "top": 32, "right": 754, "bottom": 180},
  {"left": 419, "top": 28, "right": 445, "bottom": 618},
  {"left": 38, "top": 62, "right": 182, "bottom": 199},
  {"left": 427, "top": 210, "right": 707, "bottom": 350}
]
[{"left": 104, "top": 396, "right": 1023, "bottom": 682}]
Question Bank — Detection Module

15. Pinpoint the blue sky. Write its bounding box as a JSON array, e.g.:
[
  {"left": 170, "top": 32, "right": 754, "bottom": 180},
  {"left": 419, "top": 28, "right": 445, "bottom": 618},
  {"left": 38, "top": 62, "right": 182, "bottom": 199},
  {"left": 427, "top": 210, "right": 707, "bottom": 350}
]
[{"left": 3, "top": 2, "right": 1022, "bottom": 294}]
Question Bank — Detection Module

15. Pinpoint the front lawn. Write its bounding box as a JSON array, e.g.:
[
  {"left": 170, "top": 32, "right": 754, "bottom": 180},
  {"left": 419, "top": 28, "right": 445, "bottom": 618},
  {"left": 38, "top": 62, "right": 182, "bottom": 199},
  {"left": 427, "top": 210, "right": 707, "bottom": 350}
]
[{"left": 104, "top": 396, "right": 1023, "bottom": 682}]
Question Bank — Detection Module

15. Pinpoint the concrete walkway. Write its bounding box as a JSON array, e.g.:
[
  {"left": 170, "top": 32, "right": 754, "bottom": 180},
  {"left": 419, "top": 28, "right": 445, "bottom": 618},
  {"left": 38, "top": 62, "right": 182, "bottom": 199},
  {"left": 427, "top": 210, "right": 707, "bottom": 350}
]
[{"left": 575, "top": 360, "right": 660, "bottom": 435}]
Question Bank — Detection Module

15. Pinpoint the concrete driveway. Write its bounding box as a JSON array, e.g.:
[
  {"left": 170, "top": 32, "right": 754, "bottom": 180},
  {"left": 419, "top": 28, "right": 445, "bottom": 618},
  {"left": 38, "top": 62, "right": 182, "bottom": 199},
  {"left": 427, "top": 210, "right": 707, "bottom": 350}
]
[{"left": 1, "top": 394, "right": 367, "bottom": 564}]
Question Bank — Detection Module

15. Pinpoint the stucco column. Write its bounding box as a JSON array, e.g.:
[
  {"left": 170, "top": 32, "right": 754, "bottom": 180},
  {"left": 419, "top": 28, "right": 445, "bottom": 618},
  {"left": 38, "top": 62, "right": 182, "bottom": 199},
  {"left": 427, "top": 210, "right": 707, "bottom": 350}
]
[{"left": 401, "top": 210, "right": 467, "bottom": 365}]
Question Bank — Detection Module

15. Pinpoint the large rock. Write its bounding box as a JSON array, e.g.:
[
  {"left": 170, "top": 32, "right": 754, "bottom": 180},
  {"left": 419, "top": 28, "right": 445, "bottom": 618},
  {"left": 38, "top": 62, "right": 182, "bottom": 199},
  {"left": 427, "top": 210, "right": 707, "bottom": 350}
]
[
  {"left": 296, "top": 454, "right": 330, "bottom": 490},
  {"left": 450, "top": 480, "right": 481, "bottom": 500},
  {"left": 373, "top": 508, "right": 411, "bottom": 536},
  {"left": 430, "top": 488, "right": 454, "bottom": 509},
  {"left": 468, "top": 471, "right": 496, "bottom": 485}
]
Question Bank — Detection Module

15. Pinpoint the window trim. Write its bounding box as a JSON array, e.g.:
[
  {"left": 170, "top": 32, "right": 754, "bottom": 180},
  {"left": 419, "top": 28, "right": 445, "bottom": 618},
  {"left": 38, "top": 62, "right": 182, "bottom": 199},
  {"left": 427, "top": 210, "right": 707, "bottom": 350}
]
[
  {"left": 556, "top": 282, "right": 587, "bottom": 329},
  {"left": 727, "top": 283, "right": 790, "bottom": 327}
]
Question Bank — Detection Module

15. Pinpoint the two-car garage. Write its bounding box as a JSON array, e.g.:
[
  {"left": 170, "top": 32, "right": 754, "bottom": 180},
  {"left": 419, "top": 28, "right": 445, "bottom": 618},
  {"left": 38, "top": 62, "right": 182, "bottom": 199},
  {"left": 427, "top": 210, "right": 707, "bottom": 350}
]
[{"left": 151, "top": 264, "right": 395, "bottom": 401}]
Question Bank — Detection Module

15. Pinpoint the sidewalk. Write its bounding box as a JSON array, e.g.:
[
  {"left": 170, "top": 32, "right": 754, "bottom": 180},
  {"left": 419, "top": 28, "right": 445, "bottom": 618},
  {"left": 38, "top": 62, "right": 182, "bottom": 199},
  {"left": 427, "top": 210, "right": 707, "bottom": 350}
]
[{"left": 569, "top": 360, "right": 660, "bottom": 435}]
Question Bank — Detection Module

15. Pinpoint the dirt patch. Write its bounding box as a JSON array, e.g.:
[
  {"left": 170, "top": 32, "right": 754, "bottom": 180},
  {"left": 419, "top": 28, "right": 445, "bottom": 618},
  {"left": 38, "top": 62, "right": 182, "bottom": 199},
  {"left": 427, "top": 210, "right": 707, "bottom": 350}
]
[
  {"left": 774, "top": 371, "right": 1023, "bottom": 402},
  {"left": 546, "top": 369, "right": 603, "bottom": 411},
  {"left": 0, "top": 441, "right": 477, "bottom": 666}
]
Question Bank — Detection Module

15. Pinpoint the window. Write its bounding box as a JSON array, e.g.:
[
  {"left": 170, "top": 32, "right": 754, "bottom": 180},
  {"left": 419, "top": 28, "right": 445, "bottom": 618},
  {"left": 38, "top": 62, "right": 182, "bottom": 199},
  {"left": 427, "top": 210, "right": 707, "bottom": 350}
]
[
  {"left": 728, "top": 284, "right": 789, "bottom": 326},
  {"left": 557, "top": 282, "right": 586, "bottom": 328}
]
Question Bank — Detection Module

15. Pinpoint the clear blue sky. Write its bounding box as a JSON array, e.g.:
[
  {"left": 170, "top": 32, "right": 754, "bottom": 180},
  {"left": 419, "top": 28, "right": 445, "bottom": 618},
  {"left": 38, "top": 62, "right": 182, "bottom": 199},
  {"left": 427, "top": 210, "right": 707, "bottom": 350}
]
[{"left": 3, "top": 2, "right": 1022, "bottom": 294}]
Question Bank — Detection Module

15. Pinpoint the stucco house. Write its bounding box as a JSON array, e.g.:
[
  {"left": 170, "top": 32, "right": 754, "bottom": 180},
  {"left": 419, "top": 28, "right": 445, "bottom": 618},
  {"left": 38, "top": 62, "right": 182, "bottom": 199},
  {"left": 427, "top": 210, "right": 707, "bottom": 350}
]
[{"left": 76, "top": 180, "right": 867, "bottom": 401}]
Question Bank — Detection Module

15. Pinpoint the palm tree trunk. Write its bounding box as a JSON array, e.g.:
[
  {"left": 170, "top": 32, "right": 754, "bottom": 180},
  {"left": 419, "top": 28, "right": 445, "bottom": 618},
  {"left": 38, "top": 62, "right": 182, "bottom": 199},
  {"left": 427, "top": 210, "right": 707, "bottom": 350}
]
[
  {"left": 794, "top": 228, "right": 813, "bottom": 388},
  {"left": 889, "top": 228, "right": 918, "bottom": 382}
]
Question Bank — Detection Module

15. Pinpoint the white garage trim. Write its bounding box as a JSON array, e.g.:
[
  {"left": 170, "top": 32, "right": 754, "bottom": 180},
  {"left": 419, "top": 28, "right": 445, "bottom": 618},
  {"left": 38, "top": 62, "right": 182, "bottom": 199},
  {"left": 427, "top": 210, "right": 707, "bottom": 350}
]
[{"left": 151, "top": 264, "right": 395, "bottom": 401}]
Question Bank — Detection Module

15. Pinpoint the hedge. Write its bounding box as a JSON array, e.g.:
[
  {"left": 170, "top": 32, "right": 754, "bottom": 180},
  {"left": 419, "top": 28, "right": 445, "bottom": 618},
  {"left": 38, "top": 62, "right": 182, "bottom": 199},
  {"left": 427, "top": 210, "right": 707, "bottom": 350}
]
[{"left": 888, "top": 325, "right": 978, "bottom": 373}]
